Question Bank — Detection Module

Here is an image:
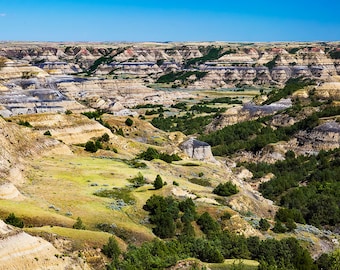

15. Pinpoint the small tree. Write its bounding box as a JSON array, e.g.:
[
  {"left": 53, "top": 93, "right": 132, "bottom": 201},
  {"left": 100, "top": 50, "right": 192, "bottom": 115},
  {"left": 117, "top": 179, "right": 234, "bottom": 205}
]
[
  {"left": 153, "top": 174, "right": 164, "bottom": 190},
  {"left": 73, "top": 217, "right": 86, "bottom": 230},
  {"left": 5, "top": 213, "right": 24, "bottom": 228},
  {"left": 125, "top": 118, "right": 133, "bottom": 127},
  {"left": 85, "top": 141, "right": 98, "bottom": 153},
  {"left": 259, "top": 218, "right": 270, "bottom": 231},
  {"left": 102, "top": 236, "right": 121, "bottom": 260}
]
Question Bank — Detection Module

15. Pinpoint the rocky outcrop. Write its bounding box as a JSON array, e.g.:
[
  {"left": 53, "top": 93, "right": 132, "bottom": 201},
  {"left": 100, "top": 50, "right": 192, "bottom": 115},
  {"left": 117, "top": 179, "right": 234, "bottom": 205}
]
[
  {"left": 315, "top": 82, "right": 340, "bottom": 100},
  {"left": 0, "top": 183, "right": 23, "bottom": 200},
  {"left": 180, "top": 138, "right": 216, "bottom": 162},
  {"left": 295, "top": 121, "right": 340, "bottom": 154}
]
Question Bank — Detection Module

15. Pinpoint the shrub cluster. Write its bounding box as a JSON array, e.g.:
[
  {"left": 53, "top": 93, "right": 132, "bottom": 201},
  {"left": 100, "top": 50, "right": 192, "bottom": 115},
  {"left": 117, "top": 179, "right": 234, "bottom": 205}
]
[{"left": 137, "top": 147, "right": 181, "bottom": 163}]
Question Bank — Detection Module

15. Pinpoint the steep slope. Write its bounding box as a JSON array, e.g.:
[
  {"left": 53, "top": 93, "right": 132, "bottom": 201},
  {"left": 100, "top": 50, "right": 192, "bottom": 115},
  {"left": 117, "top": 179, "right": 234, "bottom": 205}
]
[
  {"left": 0, "top": 117, "right": 71, "bottom": 184},
  {"left": 0, "top": 220, "right": 89, "bottom": 270}
]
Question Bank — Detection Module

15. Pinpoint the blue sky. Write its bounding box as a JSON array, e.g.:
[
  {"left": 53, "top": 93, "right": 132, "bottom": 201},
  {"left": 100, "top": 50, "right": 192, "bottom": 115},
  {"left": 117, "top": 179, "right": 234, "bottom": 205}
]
[{"left": 0, "top": 0, "right": 339, "bottom": 42}]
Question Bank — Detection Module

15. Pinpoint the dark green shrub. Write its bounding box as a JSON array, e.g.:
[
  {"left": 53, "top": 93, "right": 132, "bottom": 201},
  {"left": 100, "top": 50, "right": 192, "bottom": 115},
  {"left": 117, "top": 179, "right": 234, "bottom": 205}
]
[
  {"left": 43, "top": 130, "right": 52, "bottom": 136},
  {"left": 275, "top": 208, "right": 305, "bottom": 224},
  {"left": 95, "top": 140, "right": 103, "bottom": 150},
  {"left": 85, "top": 141, "right": 98, "bottom": 153},
  {"left": 188, "top": 178, "right": 211, "bottom": 187},
  {"left": 115, "top": 128, "right": 124, "bottom": 136},
  {"left": 18, "top": 120, "right": 32, "bottom": 128},
  {"left": 259, "top": 218, "right": 270, "bottom": 231},
  {"left": 125, "top": 118, "right": 133, "bottom": 126},
  {"left": 126, "top": 160, "right": 147, "bottom": 168},
  {"left": 65, "top": 110, "right": 72, "bottom": 115},
  {"left": 137, "top": 147, "right": 181, "bottom": 163},
  {"left": 285, "top": 218, "right": 297, "bottom": 232},
  {"left": 272, "top": 221, "right": 286, "bottom": 233},
  {"left": 137, "top": 147, "right": 159, "bottom": 160},
  {"left": 213, "top": 182, "right": 239, "bottom": 197},
  {"left": 5, "top": 213, "right": 24, "bottom": 228}
]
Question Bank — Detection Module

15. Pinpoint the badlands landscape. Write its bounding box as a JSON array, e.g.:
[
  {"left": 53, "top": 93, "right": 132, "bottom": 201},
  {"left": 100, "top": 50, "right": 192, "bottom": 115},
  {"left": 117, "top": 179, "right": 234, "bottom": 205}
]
[{"left": 0, "top": 42, "right": 339, "bottom": 269}]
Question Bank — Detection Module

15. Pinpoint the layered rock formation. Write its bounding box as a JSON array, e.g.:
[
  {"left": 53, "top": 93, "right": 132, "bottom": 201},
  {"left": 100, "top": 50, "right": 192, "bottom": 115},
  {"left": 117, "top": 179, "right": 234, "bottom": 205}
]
[{"left": 1, "top": 42, "right": 339, "bottom": 89}]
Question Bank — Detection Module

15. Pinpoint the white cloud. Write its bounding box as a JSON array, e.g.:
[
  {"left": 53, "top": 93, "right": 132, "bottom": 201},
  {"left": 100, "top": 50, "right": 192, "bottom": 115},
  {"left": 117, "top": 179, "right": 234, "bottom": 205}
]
[{"left": 0, "top": 13, "right": 6, "bottom": 17}]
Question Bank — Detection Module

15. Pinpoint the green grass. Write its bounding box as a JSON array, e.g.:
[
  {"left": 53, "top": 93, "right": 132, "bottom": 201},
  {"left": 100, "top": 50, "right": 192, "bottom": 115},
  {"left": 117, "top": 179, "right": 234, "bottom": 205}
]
[
  {"left": 19, "top": 155, "right": 157, "bottom": 241},
  {"left": 0, "top": 200, "right": 74, "bottom": 227},
  {"left": 25, "top": 226, "right": 126, "bottom": 250}
]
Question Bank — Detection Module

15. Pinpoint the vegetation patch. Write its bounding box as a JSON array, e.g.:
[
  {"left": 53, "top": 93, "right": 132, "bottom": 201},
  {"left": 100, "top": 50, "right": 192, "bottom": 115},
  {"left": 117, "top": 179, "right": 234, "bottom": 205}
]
[
  {"left": 180, "top": 162, "right": 200, "bottom": 167},
  {"left": 329, "top": 49, "right": 340, "bottom": 59},
  {"left": 102, "top": 194, "right": 316, "bottom": 269},
  {"left": 137, "top": 147, "right": 181, "bottom": 163},
  {"left": 18, "top": 120, "right": 33, "bottom": 127},
  {"left": 263, "top": 77, "right": 315, "bottom": 105},
  {"left": 93, "top": 188, "right": 135, "bottom": 204},
  {"left": 188, "top": 177, "right": 212, "bottom": 187},
  {"left": 151, "top": 113, "right": 214, "bottom": 135},
  {"left": 213, "top": 182, "right": 239, "bottom": 197},
  {"left": 156, "top": 70, "right": 208, "bottom": 83},
  {"left": 5, "top": 212, "right": 24, "bottom": 228},
  {"left": 184, "top": 46, "right": 231, "bottom": 68},
  {"left": 200, "top": 96, "right": 243, "bottom": 105},
  {"left": 127, "top": 172, "right": 146, "bottom": 188}
]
